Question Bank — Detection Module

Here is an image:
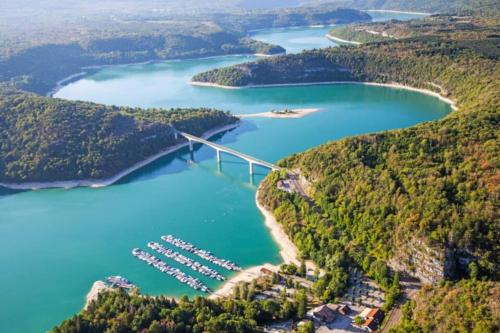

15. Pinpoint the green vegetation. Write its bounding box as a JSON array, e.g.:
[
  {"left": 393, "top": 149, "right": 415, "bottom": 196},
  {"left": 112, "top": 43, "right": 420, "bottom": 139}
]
[
  {"left": 0, "top": 2, "right": 371, "bottom": 184},
  {"left": 51, "top": 268, "right": 321, "bottom": 333},
  {"left": 215, "top": 7, "right": 371, "bottom": 32},
  {"left": 0, "top": 29, "right": 284, "bottom": 95},
  {"left": 390, "top": 280, "right": 499, "bottom": 333},
  {"left": 196, "top": 13, "right": 499, "bottom": 306},
  {"left": 0, "top": 6, "right": 370, "bottom": 95},
  {"left": 326, "top": 0, "right": 499, "bottom": 15},
  {"left": 250, "top": 16, "right": 499, "bottom": 282},
  {"left": 0, "top": 88, "right": 237, "bottom": 183},
  {"left": 18, "top": 5, "right": 500, "bottom": 333},
  {"left": 327, "top": 15, "right": 500, "bottom": 44},
  {"left": 51, "top": 289, "right": 296, "bottom": 333}
]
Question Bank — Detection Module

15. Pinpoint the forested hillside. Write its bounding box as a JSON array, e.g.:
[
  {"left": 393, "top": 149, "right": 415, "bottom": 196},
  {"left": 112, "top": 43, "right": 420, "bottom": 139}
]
[
  {"left": 0, "top": 3, "right": 373, "bottom": 184},
  {"left": 390, "top": 280, "right": 499, "bottom": 332},
  {"left": 327, "top": 15, "right": 498, "bottom": 44},
  {"left": 0, "top": 7, "right": 369, "bottom": 95},
  {"left": 197, "top": 14, "right": 499, "bottom": 283},
  {"left": 0, "top": 29, "right": 284, "bottom": 95},
  {"left": 323, "top": 0, "right": 499, "bottom": 15},
  {"left": 0, "top": 88, "right": 237, "bottom": 183}
]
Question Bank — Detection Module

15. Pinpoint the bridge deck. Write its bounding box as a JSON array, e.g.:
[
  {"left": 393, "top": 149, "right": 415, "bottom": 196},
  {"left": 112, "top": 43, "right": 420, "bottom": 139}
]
[{"left": 180, "top": 132, "right": 280, "bottom": 171}]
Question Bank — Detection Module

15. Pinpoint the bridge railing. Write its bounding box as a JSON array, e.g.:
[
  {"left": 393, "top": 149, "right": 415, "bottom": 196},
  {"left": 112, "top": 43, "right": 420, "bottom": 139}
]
[{"left": 177, "top": 131, "right": 281, "bottom": 174}]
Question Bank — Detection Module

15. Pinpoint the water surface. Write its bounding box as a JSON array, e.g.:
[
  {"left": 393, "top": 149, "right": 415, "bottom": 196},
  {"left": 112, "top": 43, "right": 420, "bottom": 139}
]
[{"left": 1, "top": 12, "right": 448, "bottom": 333}]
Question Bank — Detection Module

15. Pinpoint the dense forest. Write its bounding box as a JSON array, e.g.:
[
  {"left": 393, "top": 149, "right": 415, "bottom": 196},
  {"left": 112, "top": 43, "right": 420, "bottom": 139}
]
[
  {"left": 326, "top": 0, "right": 499, "bottom": 15},
  {"left": 52, "top": 288, "right": 300, "bottom": 333},
  {"left": 0, "top": 3, "right": 372, "bottom": 183},
  {"left": 0, "top": 7, "right": 369, "bottom": 95},
  {"left": 0, "top": 87, "right": 237, "bottom": 183},
  {"left": 390, "top": 280, "right": 499, "bottom": 332},
  {"left": 327, "top": 14, "right": 498, "bottom": 44},
  {"left": 197, "top": 11, "right": 499, "bottom": 321},
  {"left": 0, "top": 29, "right": 285, "bottom": 95}
]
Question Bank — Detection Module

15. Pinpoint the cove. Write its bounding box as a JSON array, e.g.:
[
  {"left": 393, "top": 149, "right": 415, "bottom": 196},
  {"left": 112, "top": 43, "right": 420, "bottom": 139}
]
[{"left": 0, "top": 13, "right": 448, "bottom": 333}]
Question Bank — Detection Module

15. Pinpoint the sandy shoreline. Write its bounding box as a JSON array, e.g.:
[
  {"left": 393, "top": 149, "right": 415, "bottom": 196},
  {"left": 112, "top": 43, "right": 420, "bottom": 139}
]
[
  {"left": 210, "top": 186, "right": 310, "bottom": 299},
  {"left": 190, "top": 80, "right": 457, "bottom": 110},
  {"left": 363, "top": 9, "right": 430, "bottom": 16},
  {"left": 255, "top": 52, "right": 286, "bottom": 57},
  {"left": 0, "top": 122, "right": 240, "bottom": 191},
  {"left": 326, "top": 34, "right": 362, "bottom": 45},
  {"left": 237, "top": 108, "right": 323, "bottom": 119},
  {"left": 48, "top": 52, "right": 274, "bottom": 97},
  {"left": 85, "top": 281, "right": 109, "bottom": 309}
]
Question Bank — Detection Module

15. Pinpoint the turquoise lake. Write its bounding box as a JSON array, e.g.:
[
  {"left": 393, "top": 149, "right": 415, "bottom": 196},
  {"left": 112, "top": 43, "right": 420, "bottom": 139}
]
[{"left": 0, "top": 12, "right": 449, "bottom": 333}]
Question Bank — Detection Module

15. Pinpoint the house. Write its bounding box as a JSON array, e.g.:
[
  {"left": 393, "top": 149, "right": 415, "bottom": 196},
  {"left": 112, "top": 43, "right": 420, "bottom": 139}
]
[
  {"left": 338, "top": 304, "right": 351, "bottom": 315},
  {"left": 366, "top": 308, "right": 384, "bottom": 323},
  {"left": 356, "top": 308, "right": 384, "bottom": 332},
  {"left": 311, "top": 304, "right": 337, "bottom": 323},
  {"left": 362, "top": 317, "right": 379, "bottom": 332}
]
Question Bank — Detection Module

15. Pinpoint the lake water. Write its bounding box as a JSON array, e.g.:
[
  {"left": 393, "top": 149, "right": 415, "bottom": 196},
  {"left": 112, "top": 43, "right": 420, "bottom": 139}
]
[{"left": 0, "top": 12, "right": 448, "bottom": 333}]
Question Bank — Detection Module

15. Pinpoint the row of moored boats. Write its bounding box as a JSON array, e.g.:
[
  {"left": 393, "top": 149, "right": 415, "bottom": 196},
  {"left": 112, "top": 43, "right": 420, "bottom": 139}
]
[
  {"left": 132, "top": 248, "right": 210, "bottom": 293},
  {"left": 148, "top": 241, "right": 225, "bottom": 281},
  {"left": 130, "top": 235, "right": 241, "bottom": 293},
  {"left": 106, "top": 275, "right": 135, "bottom": 289},
  {"left": 161, "top": 234, "right": 242, "bottom": 271}
]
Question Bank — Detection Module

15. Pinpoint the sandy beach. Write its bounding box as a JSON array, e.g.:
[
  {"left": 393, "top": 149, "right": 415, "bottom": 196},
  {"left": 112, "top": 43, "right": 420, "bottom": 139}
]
[
  {"left": 209, "top": 186, "right": 321, "bottom": 299},
  {"left": 209, "top": 263, "right": 280, "bottom": 299},
  {"left": 255, "top": 52, "right": 286, "bottom": 57},
  {"left": 85, "top": 281, "right": 109, "bottom": 309},
  {"left": 255, "top": 188, "right": 301, "bottom": 266},
  {"left": 190, "top": 80, "right": 457, "bottom": 111},
  {"left": 325, "top": 34, "right": 362, "bottom": 45},
  {"left": 237, "top": 108, "right": 323, "bottom": 119},
  {"left": 0, "top": 122, "right": 240, "bottom": 191},
  {"left": 363, "top": 9, "right": 430, "bottom": 16}
]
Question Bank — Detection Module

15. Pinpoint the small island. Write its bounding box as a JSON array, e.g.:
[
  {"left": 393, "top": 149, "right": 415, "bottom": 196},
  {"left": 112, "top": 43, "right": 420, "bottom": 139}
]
[{"left": 237, "top": 108, "right": 323, "bottom": 119}]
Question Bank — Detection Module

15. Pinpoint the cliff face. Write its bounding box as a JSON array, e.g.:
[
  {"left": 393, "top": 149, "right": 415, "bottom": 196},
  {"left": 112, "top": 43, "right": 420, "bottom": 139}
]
[{"left": 389, "top": 238, "right": 455, "bottom": 284}]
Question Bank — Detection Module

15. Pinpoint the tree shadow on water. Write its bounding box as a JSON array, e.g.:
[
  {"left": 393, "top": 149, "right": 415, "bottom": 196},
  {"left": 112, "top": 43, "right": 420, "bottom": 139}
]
[{"left": 0, "top": 186, "right": 24, "bottom": 200}]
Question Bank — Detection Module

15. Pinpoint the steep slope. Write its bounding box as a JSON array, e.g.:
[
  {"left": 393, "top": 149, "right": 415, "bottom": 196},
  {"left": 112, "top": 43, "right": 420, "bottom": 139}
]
[
  {"left": 196, "top": 15, "right": 499, "bottom": 283},
  {"left": 390, "top": 280, "right": 499, "bottom": 332}
]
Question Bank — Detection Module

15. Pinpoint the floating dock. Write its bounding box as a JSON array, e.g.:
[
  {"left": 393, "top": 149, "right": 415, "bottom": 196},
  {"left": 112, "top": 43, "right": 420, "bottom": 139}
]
[
  {"left": 105, "top": 276, "right": 135, "bottom": 289},
  {"left": 161, "top": 234, "right": 242, "bottom": 271},
  {"left": 148, "top": 241, "right": 225, "bottom": 281},
  {"left": 132, "top": 248, "right": 210, "bottom": 293}
]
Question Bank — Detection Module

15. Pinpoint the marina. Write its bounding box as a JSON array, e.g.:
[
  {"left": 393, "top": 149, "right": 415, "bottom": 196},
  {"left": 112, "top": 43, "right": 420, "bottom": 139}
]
[
  {"left": 161, "top": 234, "right": 242, "bottom": 271},
  {"left": 105, "top": 276, "right": 135, "bottom": 289},
  {"left": 132, "top": 248, "right": 211, "bottom": 293},
  {"left": 148, "top": 241, "right": 226, "bottom": 281}
]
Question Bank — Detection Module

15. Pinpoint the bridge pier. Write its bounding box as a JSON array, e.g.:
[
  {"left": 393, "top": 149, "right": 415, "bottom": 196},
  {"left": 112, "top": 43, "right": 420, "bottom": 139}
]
[
  {"left": 175, "top": 131, "right": 281, "bottom": 175},
  {"left": 216, "top": 149, "right": 221, "bottom": 163}
]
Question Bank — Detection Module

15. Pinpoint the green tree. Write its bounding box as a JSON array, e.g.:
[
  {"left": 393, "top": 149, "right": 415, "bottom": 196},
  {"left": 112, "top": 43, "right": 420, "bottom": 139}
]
[
  {"left": 295, "top": 290, "right": 307, "bottom": 319},
  {"left": 297, "top": 320, "right": 315, "bottom": 333}
]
